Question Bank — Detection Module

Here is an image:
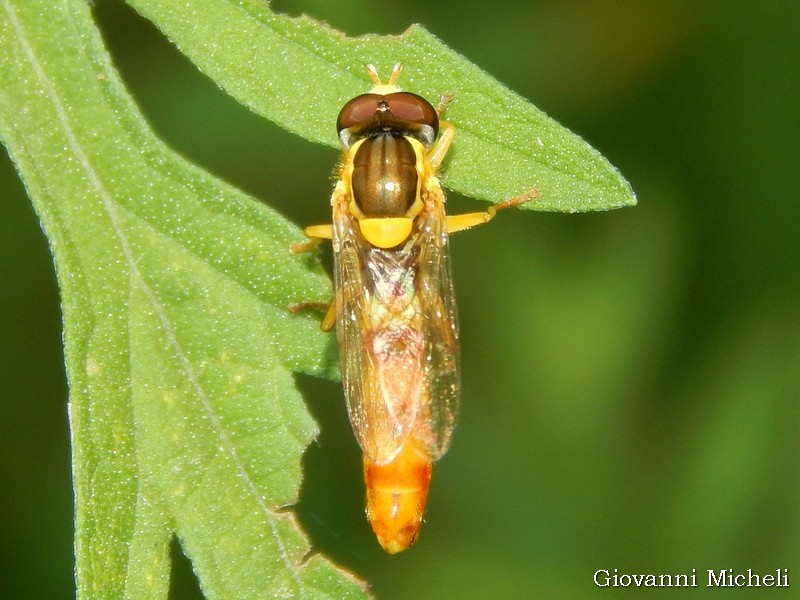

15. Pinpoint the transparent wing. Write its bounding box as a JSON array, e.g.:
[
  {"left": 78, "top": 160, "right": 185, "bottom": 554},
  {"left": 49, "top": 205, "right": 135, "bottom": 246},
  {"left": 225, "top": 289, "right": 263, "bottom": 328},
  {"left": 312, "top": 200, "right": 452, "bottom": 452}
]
[
  {"left": 332, "top": 188, "right": 460, "bottom": 465},
  {"left": 332, "top": 193, "right": 415, "bottom": 465},
  {"left": 413, "top": 189, "right": 460, "bottom": 461}
]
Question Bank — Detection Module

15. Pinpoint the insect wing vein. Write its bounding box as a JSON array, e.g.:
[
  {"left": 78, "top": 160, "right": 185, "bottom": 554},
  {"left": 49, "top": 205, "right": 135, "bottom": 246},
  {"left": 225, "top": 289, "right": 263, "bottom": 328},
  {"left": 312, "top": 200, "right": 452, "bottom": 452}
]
[
  {"left": 332, "top": 193, "right": 461, "bottom": 466},
  {"left": 415, "top": 196, "right": 460, "bottom": 460},
  {"left": 332, "top": 197, "right": 415, "bottom": 464}
]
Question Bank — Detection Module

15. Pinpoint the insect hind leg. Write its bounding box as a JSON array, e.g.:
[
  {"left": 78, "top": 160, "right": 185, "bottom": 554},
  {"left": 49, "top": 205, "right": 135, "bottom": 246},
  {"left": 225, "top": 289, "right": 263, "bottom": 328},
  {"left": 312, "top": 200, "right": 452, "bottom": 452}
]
[
  {"left": 289, "top": 222, "right": 336, "bottom": 331},
  {"left": 289, "top": 300, "right": 336, "bottom": 332}
]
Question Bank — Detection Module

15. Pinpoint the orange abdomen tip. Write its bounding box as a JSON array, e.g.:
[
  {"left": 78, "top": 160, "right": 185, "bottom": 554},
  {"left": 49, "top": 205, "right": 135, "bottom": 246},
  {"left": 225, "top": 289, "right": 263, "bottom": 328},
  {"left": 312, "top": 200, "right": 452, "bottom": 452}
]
[{"left": 363, "top": 439, "right": 433, "bottom": 554}]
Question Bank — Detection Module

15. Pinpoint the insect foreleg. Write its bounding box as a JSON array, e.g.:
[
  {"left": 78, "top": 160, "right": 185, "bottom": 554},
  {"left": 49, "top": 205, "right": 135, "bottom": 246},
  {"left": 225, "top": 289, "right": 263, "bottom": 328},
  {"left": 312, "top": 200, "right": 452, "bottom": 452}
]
[{"left": 427, "top": 120, "right": 456, "bottom": 170}]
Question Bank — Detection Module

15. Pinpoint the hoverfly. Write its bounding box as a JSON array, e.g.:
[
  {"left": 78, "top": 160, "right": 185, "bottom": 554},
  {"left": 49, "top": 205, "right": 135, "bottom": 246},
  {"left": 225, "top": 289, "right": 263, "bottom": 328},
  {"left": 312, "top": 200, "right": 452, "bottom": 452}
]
[{"left": 292, "top": 64, "right": 537, "bottom": 553}]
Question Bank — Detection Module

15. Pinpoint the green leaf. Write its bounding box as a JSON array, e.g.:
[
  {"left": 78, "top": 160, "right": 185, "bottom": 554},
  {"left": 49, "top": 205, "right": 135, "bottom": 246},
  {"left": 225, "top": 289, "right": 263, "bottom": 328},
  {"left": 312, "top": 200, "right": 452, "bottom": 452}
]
[
  {"left": 1, "top": 0, "right": 636, "bottom": 596},
  {"left": 126, "top": 0, "right": 636, "bottom": 212},
  {"left": 0, "top": 0, "right": 363, "bottom": 598}
]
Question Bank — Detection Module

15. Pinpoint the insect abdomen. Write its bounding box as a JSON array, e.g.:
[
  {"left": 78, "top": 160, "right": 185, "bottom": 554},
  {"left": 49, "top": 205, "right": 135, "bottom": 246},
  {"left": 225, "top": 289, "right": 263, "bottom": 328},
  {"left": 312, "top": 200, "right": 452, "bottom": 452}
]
[{"left": 363, "top": 437, "right": 432, "bottom": 554}]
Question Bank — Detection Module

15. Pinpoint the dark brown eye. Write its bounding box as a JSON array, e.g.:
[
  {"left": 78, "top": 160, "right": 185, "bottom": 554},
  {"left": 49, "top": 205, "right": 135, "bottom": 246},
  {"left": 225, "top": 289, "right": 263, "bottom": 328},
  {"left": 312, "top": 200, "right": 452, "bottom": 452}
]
[
  {"left": 337, "top": 94, "right": 384, "bottom": 132},
  {"left": 337, "top": 92, "right": 439, "bottom": 133},
  {"left": 383, "top": 92, "right": 439, "bottom": 132},
  {"left": 337, "top": 90, "right": 440, "bottom": 148}
]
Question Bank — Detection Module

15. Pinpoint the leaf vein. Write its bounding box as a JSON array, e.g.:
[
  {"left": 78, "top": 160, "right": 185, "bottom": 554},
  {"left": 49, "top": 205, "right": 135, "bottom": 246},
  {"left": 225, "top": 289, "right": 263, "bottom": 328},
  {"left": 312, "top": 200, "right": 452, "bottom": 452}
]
[{"left": 2, "top": 1, "right": 307, "bottom": 595}]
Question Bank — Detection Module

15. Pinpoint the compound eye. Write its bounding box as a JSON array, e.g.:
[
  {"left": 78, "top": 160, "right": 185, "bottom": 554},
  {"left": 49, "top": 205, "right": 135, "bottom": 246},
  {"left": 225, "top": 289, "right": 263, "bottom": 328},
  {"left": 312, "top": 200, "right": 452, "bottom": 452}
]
[
  {"left": 337, "top": 94, "right": 383, "bottom": 132},
  {"left": 383, "top": 92, "right": 439, "bottom": 134}
]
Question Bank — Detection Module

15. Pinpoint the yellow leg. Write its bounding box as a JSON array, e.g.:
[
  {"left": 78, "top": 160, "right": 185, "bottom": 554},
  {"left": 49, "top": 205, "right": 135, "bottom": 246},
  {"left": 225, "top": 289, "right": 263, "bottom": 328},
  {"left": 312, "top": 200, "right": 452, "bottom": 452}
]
[
  {"left": 320, "top": 302, "right": 337, "bottom": 331},
  {"left": 289, "top": 223, "right": 333, "bottom": 254},
  {"left": 289, "top": 223, "right": 336, "bottom": 331},
  {"left": 428, "top": 120, "right": 455, "bottom": 170},
  {"left": 435, "top": 93, "right": 453, "bottom": 117},
  {"left": 288, "top": 300, "right": 336, "bottom": 332},
  {"left": 445, "top": 188, "right": 541, "bottom": 234},
  {"left": 427, "top": 91, "right": 454, "bottom": 169}
]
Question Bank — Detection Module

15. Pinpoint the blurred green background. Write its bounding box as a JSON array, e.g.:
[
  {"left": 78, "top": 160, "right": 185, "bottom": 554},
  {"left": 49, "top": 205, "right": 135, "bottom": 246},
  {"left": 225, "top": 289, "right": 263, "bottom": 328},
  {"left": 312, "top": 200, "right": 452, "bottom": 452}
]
[{"left": 2, "top": 0, "right": 799, "bottom": 598}]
